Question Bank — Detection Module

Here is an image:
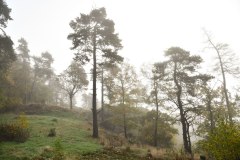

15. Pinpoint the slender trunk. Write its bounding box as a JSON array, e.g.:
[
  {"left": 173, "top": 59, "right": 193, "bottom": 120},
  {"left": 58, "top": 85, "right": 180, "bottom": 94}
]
[
  {"left": 207, "top": 37, "right": 232, "bottom": 123},
  {"left": 24, "top": 78, "right": 28, "bottom": 104},
  {"left": 69, "top": 94, "right": 73, "bottom": 109},
  {"left": 218, "top": 52, "right": 232, "bottom": 123},
  {"left": 222, "top": 72, "right": 232, "bottom": 122},
  {"left": 92, "top": 29, "right": 98, "bottom": 138},
  {"left": 206, "top": 91, "right": 215, "bottom": 133},
  {"left": 101, "top": 67, "right": 104, "bottom": 122},
  {"left": 29, "top": 73, "right": 37, "bottom": 102},
  {"left": 208, "top": 102, "right": 215, "bottom": 132},
  {"left": 153, "top": 78, "right": 159, "bottom": 147},
  {"left": 121, "top": 80, "right": 127, "bottom": 138},
  {"left": 186, "top": 120, "right": 194, "bottom": 160},
  {"left": 23, "top": 61, "right": 28, "bottom": 104},
  {"left": 179, "top": 105, "right": 192, "bottom": 155},
  {"left": 173, "top": 62, "right": 192, "bottom": 155},
  {"left": 123, "top": 112, "right": 127, "bottom": 138}
]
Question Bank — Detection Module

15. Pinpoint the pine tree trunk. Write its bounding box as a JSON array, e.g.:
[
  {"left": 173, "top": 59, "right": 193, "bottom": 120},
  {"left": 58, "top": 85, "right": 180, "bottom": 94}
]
[
  {"left": 153, "top": 79, "right": 159, "bottom": 147},
  {"left": 179, "top": 101, "right": 192, "bottom": 155},
  {"left": 101, "top": 67, "right": 104, "bottom": 122},
  {"left": 121, "top": 80, "right": 127, "bottom": 138},
  {"left": 173, "top": 62, "right": 192, "bottom": 155},
  {"left": 92, "top": 29, "right": 98, "bottom": 138},
  {"left": 154, "top": 106, "right": 158, "bottom": 147}
]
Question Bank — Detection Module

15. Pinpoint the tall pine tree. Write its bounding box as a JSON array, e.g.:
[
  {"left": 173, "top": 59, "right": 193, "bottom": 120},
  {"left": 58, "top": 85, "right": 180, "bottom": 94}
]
[{"left": 68, "top": 8, "right": 123, "bottom": 138}]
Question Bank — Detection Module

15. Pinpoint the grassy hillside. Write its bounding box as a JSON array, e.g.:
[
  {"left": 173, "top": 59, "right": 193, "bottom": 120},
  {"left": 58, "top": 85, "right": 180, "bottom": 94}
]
[
  {"left": 0, "top": 105, "right": 102, "bottom": 160},
  {"left": 0, "top": 105, "right": 164, "bottom": 160}
]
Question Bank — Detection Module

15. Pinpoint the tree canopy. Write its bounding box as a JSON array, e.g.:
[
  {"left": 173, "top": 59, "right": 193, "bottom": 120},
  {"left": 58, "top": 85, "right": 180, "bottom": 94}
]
[{"left": 0, "top": 0, "right": 15, "bottom": 76}]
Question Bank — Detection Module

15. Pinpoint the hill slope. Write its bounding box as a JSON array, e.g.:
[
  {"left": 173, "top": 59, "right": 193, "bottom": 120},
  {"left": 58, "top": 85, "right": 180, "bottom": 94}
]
[
  {"left": 0, "top": 105, "right": 101, "bottom": 160},
  {"left": 0, "top": 105, "right": 159, "bottom": 160}
]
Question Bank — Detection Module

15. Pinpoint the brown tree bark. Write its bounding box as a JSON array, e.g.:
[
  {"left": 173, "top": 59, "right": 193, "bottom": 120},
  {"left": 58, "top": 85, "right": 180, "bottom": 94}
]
[{"left": 173, "top": 62, "right": 192, "bottom": 155}]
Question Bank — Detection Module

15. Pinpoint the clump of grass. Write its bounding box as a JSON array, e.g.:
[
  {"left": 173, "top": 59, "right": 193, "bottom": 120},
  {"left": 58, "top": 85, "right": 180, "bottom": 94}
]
[
  {"left": 33, "top": 140, "right": 65, "bottom": 160},
  {"left": 51, "top": 118, "right": 58, "bottom": 122},
  {"left": 125, "top": 146, "right": 131, "bottom": 152},
  {"left": 38, "top": 147, "right": 55, "bottom": 159},
  {"left": 48, "top": 128, "right": 56, "bottom": 137},
  {"left": 53, "top": 138, "right": 65, "bottom": 160},
  {"left": 54, "top": 138, "right": 63, "bottom": 151}
]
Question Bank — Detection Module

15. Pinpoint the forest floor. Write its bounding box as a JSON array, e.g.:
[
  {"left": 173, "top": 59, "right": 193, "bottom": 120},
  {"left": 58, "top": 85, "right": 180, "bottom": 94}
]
[{"left": 0, "top": 105, "right": 165, "bottom": 160}]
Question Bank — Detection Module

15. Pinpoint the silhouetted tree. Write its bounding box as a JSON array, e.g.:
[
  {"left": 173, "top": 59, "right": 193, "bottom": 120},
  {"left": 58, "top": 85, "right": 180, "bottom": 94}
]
[
  {"left": 16, "top": 38, "right": 31, "bottom": 104},
  {"left": 162, "top": 47, "right": 212, "bottom": 156},
  {"left": 151, "top": 63, "right": 166, "bottom": 147},
  {"left": 58, "top": 61, "right": 88, "bottom": 109},
  {"left": 68, "top": 7, "right": 122, "bottom": 138},
  {"left": 114, "top": 62, "right": 140, "bottom": 138},
  {"left": 30, "top": 52, "right": 54, "bottom": 102},
  {"left": 141, "top": 63, "right": 167, "bottom": 147},
  {"left": 203, "top": 30, "right": 240, "bottom": 123},
  {"left": 0, "top": 0, "right": 15, "bottom": 78},
  {"left": 139, "top": 110, "right": 177, "bottom": 148}
]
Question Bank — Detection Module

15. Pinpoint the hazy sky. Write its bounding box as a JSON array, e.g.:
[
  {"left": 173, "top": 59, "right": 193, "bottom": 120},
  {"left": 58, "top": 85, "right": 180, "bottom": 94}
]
[{"left": 5, "top": 0, "right": 240, "bottom": 74}]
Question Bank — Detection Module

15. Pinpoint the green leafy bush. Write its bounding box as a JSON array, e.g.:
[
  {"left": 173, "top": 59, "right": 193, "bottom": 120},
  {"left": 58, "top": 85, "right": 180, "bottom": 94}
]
[
  {"left": 0, "top": 114, "right": 29, "bottom": 142},
  {"left": 200, "top": 120, "right": 240, "bottom": 160}
]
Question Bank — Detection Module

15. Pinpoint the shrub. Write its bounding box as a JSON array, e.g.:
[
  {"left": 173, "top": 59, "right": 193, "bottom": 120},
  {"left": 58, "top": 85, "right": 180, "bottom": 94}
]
[
  {"left": 51, "top": 118, "right": 58, "bottom": 122},
  {"left": 200, "top": 120, "right": 240, "bottom": 160},
  {"left": 18, "top": 113, "right": 29, "bottom": 129},
  {"left": 48, "top": 128, "right": 56, "bottom": 137},
  {"left": 0, "top": 113, "right": 29, "bottom": 142}
]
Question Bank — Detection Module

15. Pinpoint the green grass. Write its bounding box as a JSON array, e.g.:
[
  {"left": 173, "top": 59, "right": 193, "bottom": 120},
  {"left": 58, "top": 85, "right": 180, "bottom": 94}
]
[
  {"left": 0, "top": 113, "right": 101, "bottom": 160},
  {"left": 0, "top": 106, "right": 159, "bottom": 160}
]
